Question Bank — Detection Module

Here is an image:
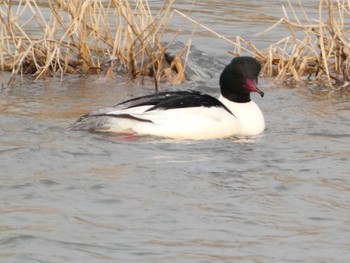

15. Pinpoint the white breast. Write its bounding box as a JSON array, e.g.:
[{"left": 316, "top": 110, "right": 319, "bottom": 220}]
[{"left": 218, "top": 95, "right": 265, "bottom": 136}]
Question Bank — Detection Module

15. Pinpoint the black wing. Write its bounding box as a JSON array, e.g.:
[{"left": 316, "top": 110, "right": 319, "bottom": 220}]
[
  {"left": 114, "top": 90, "right": 199, "bottom": 109},
  {"left": 115, "top": 90, "right": 233, "bottom": 114}
]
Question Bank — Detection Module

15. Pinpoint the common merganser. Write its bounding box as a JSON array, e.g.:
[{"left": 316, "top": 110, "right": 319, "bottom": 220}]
[{"left": 70, "top": 56, "right": 265, "bottom": 140}]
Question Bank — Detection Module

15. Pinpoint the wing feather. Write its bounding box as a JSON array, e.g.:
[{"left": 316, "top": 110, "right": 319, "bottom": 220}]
[
  {"left": 114, "top": 90, "right": 201, "bottom": 109},
  {"left": 113, "top": 90, "right": 233, "bottom": 115}
]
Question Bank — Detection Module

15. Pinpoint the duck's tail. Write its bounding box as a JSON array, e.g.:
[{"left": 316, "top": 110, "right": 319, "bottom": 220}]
[{"left": 68, "top": 113, "right": 112, "bottom": 132}]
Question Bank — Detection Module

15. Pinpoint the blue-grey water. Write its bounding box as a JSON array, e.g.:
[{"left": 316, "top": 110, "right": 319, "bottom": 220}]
[{"left": 1, "top": 1, "right": 350, "bottom": 262}]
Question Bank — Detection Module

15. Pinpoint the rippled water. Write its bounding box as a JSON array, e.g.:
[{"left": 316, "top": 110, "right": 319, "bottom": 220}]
[{"left": 1, "top": 1, "right": 350, "bottom": 263}]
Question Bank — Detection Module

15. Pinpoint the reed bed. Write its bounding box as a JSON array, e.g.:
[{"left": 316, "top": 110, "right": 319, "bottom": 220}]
[
  {"left": 0, "top": 0, "right": 190, "bottom": 88},
  {"left": 178, "top": 0, "right": 350, "bottom": 89},
  {"left": 1, "top": 0, "right": 350, "bottom": 90},
  {"left": 248, "top": 0, "right": 350, "bottom": 88}
]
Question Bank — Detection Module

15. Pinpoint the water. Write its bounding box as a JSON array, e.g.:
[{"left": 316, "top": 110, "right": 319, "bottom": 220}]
[{"left": 1, "top": 1, "right": 350, "bottom": 262}]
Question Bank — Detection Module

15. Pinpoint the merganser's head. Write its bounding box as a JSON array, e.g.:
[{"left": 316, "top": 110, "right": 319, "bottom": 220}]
[{"left": 219, "top": 56, "right": 264, "bottom": 103}]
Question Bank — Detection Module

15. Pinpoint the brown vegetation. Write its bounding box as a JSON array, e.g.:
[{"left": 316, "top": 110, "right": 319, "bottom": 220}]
[
  {"left": 0, "top": 0, "right": 190, "bottom": 88},
  {"left": 1, "top": 0, "right": 350, "bottom": 90},
  {"left": 177, "top": 0, "right": 350, "bottom": 89},
  {"left": 236, "top": 0, "right": 350, "bottom": 89}
]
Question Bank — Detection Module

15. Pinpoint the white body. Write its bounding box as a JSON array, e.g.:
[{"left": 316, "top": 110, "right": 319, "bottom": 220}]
[{"left": 97, "top": 95, "right": 265, "bottom": 140}]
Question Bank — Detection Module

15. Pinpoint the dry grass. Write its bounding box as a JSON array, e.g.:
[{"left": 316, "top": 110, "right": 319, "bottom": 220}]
[
  {"left": 176, "top": 0, "right": 350, "bottom": 89},
  {"left": 240, "top": 0, "right": 350, "bottom": 89},
  {"left": 1, "top": 0, "right": 350, "bottom": 90},
  {"left": 0, "top": 0, "right": 191, "bottom": 88}
]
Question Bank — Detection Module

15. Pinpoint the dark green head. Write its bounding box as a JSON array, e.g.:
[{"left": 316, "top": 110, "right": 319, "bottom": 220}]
[{"left": 219, "top": 56, "right": 263, "bottom": 103}]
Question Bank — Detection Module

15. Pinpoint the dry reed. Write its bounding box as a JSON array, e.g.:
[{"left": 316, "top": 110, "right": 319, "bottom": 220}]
[
  {"left": 174, "top": 0, "right": 350, "bottom": 89},
  {"left": 1, "top": 0, "right": 350, "bottom": 90},
  {"left": 247, "top": 0, "right": 350, "bottom": 88},
  {"left": 0, "top": 0, "right": 191, "bottom": 88}
]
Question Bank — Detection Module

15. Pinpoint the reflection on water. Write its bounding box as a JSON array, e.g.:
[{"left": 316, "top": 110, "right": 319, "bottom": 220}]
[{"left": 1, "top": 1, "right": 350, "bottom": 262}]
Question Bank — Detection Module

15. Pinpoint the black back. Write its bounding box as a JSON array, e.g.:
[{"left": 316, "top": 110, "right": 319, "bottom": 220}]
[{"left": 114, "top": 90, "right": 233, "bottom": 114}]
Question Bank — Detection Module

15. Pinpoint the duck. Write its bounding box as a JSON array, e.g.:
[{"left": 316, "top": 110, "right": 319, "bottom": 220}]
[{"left": 70, "top": 56, "right": 265, "bottom": 140}]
